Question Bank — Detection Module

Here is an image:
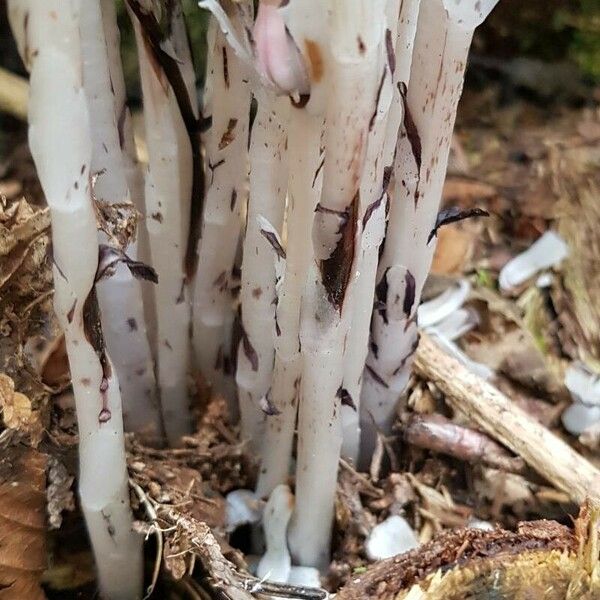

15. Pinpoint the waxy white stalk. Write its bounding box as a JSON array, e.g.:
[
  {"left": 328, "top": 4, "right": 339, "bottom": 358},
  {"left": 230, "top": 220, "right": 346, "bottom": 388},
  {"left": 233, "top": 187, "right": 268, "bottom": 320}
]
[
  {"left": 100, "top": 0, "right": 146, "bottom": 228},
  {"left": 256, "top": 108, "right": 323, "bottom": 498},
  {"left": 131, "top": 3, "right": 198, "bottom": 444},
  {"left": 257, "top": 484, "right": 294, "bottom": 583},
  {"left": 81, "top": 0, "right": 161, "bottom": 443},
  {"left": 254, "top": 0, "right": 329, "bottom": 498},
  {"left": 22, "top": 3, "right": 142, "bottom": 597},
  {"left": 355, "top": 0, "right": 421, "bottom": 466},
  {"left": 340, "top": 0, "right": 420, "bottom": 463},
  {"left": 100, "top": 0, "right": 158, "bottom": 371},
  {"left": 236, "top": 93, "right": 289, "bottom": 452},
  {"left": 361, "top": 0, "right": 500, "bottom": 460},
  {"left": 192, "top": 21, "right": 251, "bottom": 409},
  {"left": 288, "top": 0, "right": 385, "bottom": 568}
]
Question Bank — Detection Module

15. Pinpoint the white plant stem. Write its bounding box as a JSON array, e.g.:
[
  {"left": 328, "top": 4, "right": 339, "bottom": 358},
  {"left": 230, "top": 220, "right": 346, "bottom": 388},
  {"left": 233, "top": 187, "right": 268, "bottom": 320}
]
[
  {"left": 256, "top": 108, "right": 323, "bottom": 499},
  {"left": 356, "top": 0, "right": 421, "bottom": 465},
  {"left": 236, "top": 93, "right": 290, "bottom": 453},
  {"left": 131, "top": 4, "right": 197, "bottom": 445},
  {"left": 360, "top": 0, "right": 499, "bottom": 462},
  {"left": 81, "top": 0, "right": 161, "bottom": 443},
  {"left": 21, "top": 2, "right": 142, "bottom": 597},
  {"left": 288, "top": 0, "right": 385, "bottom": 569},
  {"left": 101, "top": 0, "right": 157, "bottom": 362},
  {"left": 192, "top": 21, "right": 251, "bottom": 411},
  {"left": 340, "top": 0, "right": 412, "bottom": 463}
]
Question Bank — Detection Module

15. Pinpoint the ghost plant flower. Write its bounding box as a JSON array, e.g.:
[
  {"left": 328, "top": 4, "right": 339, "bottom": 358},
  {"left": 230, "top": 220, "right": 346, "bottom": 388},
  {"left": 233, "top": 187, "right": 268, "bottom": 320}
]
[
  {"left": 255, "top": 0, "right": 327, "bottom": 498},
  {"left": 236, "top": 92, "right": 290, "bottom": 451},
  {"left": 340, "top": 0, "right": 422, "bottom": 464},
  {"left": 13, "top": 0, "right": 505, "bottom": 586}
]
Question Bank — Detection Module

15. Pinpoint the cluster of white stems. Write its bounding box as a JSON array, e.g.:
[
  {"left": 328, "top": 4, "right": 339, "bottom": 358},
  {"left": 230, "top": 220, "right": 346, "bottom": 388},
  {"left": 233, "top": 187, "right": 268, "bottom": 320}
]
[{"left": 8, "top": 0, "right": 499, "bottom": 597}]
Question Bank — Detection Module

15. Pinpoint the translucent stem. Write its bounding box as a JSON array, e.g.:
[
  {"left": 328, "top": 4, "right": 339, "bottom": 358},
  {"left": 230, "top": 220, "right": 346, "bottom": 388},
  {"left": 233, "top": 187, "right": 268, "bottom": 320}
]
[{"left": 20, "top": 2, "right": 142, "bottom": 596}]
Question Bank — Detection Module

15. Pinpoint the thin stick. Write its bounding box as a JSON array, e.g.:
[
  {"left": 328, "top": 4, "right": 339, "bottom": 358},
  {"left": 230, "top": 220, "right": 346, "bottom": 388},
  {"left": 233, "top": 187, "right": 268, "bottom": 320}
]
[
  {"left": 158, "top": 508, "right": 329, "bottom": 600},
  {"left": 0, "top": 67, "right": 28, "bottom": 121},
  {"left": 129, "top": 479, "right": 162, "bottom": 600},
  {"left": 415, "top": 332, "right": 600, "bottom": 504}
]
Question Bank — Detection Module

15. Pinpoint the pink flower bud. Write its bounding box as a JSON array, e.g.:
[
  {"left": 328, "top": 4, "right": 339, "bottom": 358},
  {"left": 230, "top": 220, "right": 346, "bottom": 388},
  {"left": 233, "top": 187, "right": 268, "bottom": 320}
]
[{"left": 253, "top": 0, "right": 309, "bottom": 95}]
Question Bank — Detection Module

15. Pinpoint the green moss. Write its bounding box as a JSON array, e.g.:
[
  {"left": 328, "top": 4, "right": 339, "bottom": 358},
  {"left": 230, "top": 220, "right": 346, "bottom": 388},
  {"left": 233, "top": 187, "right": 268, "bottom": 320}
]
[
  {"left": 475, "top": 269, "right": 496, "bottom": 290},
  {"left": 561, "top": 1, "right": 600, "bottom": 81}
]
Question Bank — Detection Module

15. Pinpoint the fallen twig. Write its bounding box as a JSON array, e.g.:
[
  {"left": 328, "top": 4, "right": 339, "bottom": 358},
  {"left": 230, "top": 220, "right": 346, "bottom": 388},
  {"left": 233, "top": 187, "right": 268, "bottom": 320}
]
[
  {"left": 414, "top": 332, "right": 600, "bottom": 504},
  {"left": 0, "top": 67, "right": 28, "bottom": 121},
  {"left": 402, "top": 413, "right": 525, "bottom": 473},
  {"left": 157, "top": 508, "right": 330, "bottom": 600}
]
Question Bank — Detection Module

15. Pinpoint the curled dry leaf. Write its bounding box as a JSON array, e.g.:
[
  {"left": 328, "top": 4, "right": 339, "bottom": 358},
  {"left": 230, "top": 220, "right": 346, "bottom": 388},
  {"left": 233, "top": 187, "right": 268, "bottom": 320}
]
[
  {"left": 94, "top": 200, "right": 140, "bottom": 250},
  {"left": 38, "top": 335, "right": 70, "bottom": 391},
  {"left": 0, "top": 446, "right": 47, "bottom": 600},
  {"left": 0, "top": 197, "right": 50, "bottom": 291},
  {"left": 46, "top": 456, "right": 75, "bottom": 530},
  {"left": 0, "top": 374, "right": 44, "bottom": 446}
]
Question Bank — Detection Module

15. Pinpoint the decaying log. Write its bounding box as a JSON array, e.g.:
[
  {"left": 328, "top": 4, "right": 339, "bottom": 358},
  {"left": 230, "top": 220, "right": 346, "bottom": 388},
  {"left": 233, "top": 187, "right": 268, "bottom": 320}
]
[
  {"left": 337, "top": 506, "right": 600, "bottom": 600},
  {"left": 414, "top": 332, "right": 600, "bottom": 504}
]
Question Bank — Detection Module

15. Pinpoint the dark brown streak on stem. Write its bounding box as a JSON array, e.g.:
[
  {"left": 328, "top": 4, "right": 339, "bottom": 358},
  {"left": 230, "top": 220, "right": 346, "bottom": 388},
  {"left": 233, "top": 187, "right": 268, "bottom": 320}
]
[
  {"left": 374, "top": 268, "right": 390, "bottom": 325},
  {"left": 365, "top": 364, "right": 388, "bottom": 388},
  {"left": 222, "top": 45, "right": 230, "bottom": 88},
  {"left": 337, "top": 386, "right": 357, "bottom": 411},
  {"left": 403, "top": 270, "right": 416, "bottom": 317},
  {"left": 83, "top": 288, "right": 113, "bottom": 422},
  {"left": 127, "top": 0, "right": 205, "bottom": 282},
  {"left": 398, "top": 82, "right": 421, "bottom": 171},
  {"left": 319, "top": 192, "right": 359, "bottom": 312},
  {"left": 369, "top": 69, "right": 387, "bottom": 131}
]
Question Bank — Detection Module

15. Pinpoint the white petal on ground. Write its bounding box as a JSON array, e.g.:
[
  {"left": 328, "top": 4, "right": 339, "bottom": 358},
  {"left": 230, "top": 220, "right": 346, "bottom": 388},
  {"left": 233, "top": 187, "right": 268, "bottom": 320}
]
[
  {"left": 428, "top": 306, "right": 480, "bottom": 341},
  {"left": 365, "top": 515, "right": 419, "bottom": 561},
  {"left": 427, "top": 329, "right": 494, "bottom": 380},
  {"left": 418, "top": 280, "right": 471, "bottom": 328},
  {"left": 467, "top": 518, "right": 495, "bottom": 531},
  {"left": 499, "top": 231, "right": 569, "bottom": 291},
  {"left": 562, "top": 403, "right": 600, "bottom": 436},
  {"left": 535, "top": 272, "right": 554, "bottom": 288},
  {"left": 225, "top": 489, "right": 263, "bottom": 532},
  {"left": 565, "top": 362, "right": 600, "bottom": 406}
]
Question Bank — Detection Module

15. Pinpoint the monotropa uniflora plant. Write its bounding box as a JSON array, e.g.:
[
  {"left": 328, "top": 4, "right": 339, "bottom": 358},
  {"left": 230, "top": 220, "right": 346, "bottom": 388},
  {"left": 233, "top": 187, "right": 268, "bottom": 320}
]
[{"left": 9, "top": 0, "right": 499, "bottom": 596}]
